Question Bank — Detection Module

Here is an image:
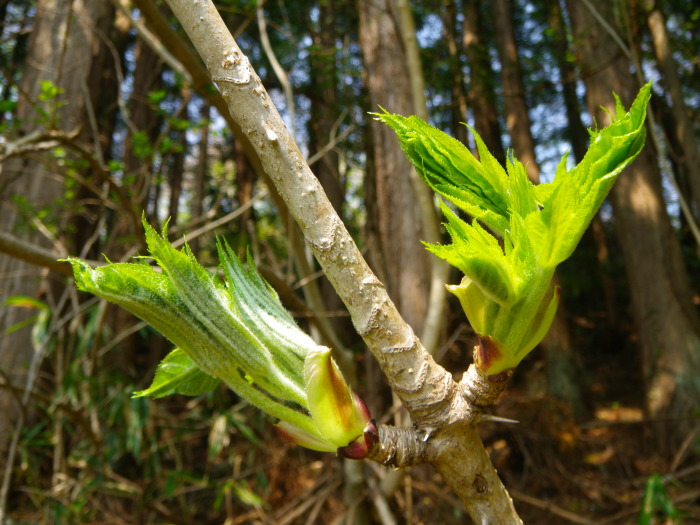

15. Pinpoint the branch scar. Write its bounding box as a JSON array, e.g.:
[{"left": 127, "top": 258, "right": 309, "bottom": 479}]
[{"left": 215, "top": 50, "right": 252, "bottom": 85}]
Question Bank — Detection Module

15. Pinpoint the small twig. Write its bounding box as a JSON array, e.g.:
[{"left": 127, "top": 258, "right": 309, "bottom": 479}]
[
  {"left": 510, "top": 489, "right": 599, "bottom": 525},
  {"left": 32, "top": 216, "right": 69, "bottom": 258},
  {"left": 112, "top": 0, "right": 192, "bottom": 84},
  {"left": 671, "top": 423, "right": 700, "bottom": 473},
  {"left": 366, "top": 425, "right": 434, "bottom": 468},
  {"left": 96, "top": 319, "right": 147, "bottom": 359},
  {"left": 307, "top": 121, "right": 355, "bottom": 167},
  {"left": 256, "top": 0, "right": 297, "bottom": 141},
  {"left": 273, "top": 473, "right": 341, "bottom": 525},
  {"left": 368, "top": 476, "right": 398, "bottom": 525},
  {"left": 171, "top": 189, "right": 269, "bottom": 248},
  {"left": 0, "top": 231, "right": 87, "bottom": 275}
]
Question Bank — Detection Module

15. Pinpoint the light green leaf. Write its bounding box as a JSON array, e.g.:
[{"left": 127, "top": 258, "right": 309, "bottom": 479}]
[
  {"left": 64, "top": 226, "right": 318, "bottom": 436},
  {"left": 540, "top": 83, "right": 651, "bottom": 266},
  {"left": 426, "top": 203, "right": 523, "bottom": 306},
  {"left": 133, "top": 348, "right": 220, "bottom": 399},
  {"left": 379, "top": 82, "right": 651, "bottom": 375},
  {"left": 374, "top": 111, "right": 510, "bottom": 234},
  {"left": 504, "top": 158, "right": 538, "bottom": 218},
  {"left": 218, "top": 241, "right": 310, "bottom": 379}
]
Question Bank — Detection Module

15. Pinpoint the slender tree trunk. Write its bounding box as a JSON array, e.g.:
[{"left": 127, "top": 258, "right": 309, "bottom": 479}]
[
  {"left": 167, "top": 132, "right": 185, "bottom": 225},
  {"left": 234, "top": 136, "right": 255, "bottom": 229},
  {"left": 358, "top": 0, "right": 430, "bottom": 337},
  {"left": 545, "top": 0, "right": 588, "bottom": 163},
  {"left": 122, "top": 35, "right": 165, "bottom": 213},
  {"left": 440, "top": 0, "right": 469, "bottom": 145},
  {"left": 643, "top": 0, "right": 700, "bottom": 221},
  {"left": 491, "top": 0, "right": 539, "bottom": 183},
  {"left": 0, "top": 4, "right": 31, "bottom": 129},
  {"left": 463, "top": 0, "right": 507, "bottom": 165},
  {"left": 546, "top": 0, "right": 619, "bottom": 331},
  {"left": 566, "top": 0, "right": 700, "bottom": 437},
  {"left": 308, "top": 0, "right": 343, "bottom": 216},
  {"left": 0, "top": 0, "right": 114, "bottom": 460},
  {"left": 190, "top": 102, "right": 210, "bottom": 255}
]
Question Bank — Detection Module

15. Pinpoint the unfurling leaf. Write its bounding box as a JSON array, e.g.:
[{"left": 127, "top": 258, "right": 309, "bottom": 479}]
[
  {"left": 64, "top": 219, "right": 373, "bottom": 456},
  {"left": 378, "top": 83, "right": 651, "bottom": 375}
]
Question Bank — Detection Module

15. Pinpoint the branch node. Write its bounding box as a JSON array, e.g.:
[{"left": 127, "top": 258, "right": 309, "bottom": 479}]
[{"left": 459, "top": 363, "right": 512, "bottom": 409}]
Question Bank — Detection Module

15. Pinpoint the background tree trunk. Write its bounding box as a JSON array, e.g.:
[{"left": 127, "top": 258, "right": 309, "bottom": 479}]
[
  {"left": 0, "top": 0, "right": 115, "bottom": 459},
  {"left": 491, "top": 0, "right": 539, "bottom": 183},
  {"left": 463, "top": 0, "right": 507, "bottom": 165},
  {"left": 644, "top": 0, "right": 700, "bottom": 221},
  {"left": 566, "top": 0, "right": 700, "bottom": 440},
  {"left": 545, "top": 0, "right": 620, "bottom": 334},
  {"left": 440, "top": 0, "right": 469, "bottom": 145},
  {"left": 358, "top": 0, "right": 430, "bottom": 338}
]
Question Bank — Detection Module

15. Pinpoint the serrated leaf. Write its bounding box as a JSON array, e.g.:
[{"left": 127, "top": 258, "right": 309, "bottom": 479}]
[
  {"left": 63, "top": 224, "right": 320, "bottom": 437},
  {"left": 133, "top": 348, "right": 220, "bottom": 399},
  {"left": 378, "top": 83, "right": 651, "bottom": 375},
  {"left": 374, "top": 111, "right": 510, "bottom": 235},
  {"left": 427, "top": 203, "right": 523, "bottom": 306},
  {"left": 505, "top": 158, "right": 538, "bottom": 218},
  {"left": 541, "top": 83, "right": 651, "bottom": 266}
]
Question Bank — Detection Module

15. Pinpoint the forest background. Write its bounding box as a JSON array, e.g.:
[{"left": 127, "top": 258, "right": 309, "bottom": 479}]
[{"left": 1, "top": 0, "right": 699, "bottom": 523}]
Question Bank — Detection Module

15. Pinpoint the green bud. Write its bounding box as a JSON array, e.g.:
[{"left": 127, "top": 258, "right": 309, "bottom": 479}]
[
  {"left": 305, "top": 347, "right": 372, "bottom": 451},
  {"left": 449, "top": 278, "right": 560, "bottom": 374},
  {"left": 64, "top": 220, "right": 373, "bottom": 456},
  {"left": 275, "top": 346, "right": 374, "bottom": 457}
]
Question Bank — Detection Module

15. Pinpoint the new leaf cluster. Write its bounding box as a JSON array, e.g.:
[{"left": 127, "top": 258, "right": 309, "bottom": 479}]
[{"left": 376, "top": 83, "right": 651, "bottom": 374}]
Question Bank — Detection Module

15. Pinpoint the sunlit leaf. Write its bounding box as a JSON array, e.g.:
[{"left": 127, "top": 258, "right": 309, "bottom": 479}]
[{"left": 379, "top": 83, "right": 651, "bottom": 374}]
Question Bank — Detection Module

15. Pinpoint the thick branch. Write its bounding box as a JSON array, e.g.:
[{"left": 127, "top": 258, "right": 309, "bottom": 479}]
[
  {"left": 162, "top": 1, "right": 520, "bottom": 521},
  {"left": 366, "top": 424, "right": 434, "bottom": 468}
]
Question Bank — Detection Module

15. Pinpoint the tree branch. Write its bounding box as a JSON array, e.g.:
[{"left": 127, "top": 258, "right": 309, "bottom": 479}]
[
  {"left": 0, "top": 231, "right": 71, "bottom": 276},
  {"left": 162, "top": 1, "right": 521, "bottom": 521}
]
